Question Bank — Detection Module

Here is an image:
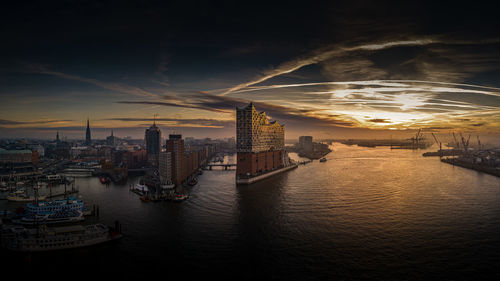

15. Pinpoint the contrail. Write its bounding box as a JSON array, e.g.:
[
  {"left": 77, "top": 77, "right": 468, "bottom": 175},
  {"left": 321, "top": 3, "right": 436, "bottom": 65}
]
[
  {"left": 221, "top": 38, "right": 440, "bottom": 96},
  {"left": 229, "top": 80, "right": 500, "bottom": 97}
]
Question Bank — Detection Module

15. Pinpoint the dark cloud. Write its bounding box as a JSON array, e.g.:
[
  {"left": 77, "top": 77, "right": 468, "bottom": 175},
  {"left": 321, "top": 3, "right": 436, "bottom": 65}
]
[
  {"left": 118, "top": 91, "right": 356, "bottom": 128},
  {"left": 0, "top": 119, "right": 74, "bottom": 126},
  {"left": 367, "top": 119, "right": 391, "bottom": 123},
  {"left": 103, "top": 117, "right": 234, "bottom": 127}
]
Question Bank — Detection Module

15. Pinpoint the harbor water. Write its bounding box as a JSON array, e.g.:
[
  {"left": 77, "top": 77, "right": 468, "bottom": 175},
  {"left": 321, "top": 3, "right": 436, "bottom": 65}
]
[{"left": 1, "top": 143, "right": 500, "bottom": 280}]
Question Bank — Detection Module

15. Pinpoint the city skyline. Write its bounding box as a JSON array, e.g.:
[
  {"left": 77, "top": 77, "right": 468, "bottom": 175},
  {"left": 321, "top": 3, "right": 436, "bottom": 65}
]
[{"left": 1, "top": 2, "right": 500, "bottom": 141}]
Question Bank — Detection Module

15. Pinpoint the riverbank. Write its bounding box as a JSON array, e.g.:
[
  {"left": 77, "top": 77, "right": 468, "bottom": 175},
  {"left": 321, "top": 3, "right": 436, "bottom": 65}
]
[
  {"left": 236, "top": 164, "right": 298, "bottom": 184},
  {"left": 441, "top": 158, "right": 500, "bottom": 177}
]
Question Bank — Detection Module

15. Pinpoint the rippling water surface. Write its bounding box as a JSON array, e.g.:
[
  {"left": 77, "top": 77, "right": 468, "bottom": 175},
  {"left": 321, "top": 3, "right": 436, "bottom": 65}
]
[{"left": 2, "top": 143, "right": 500, "bottom": 280}]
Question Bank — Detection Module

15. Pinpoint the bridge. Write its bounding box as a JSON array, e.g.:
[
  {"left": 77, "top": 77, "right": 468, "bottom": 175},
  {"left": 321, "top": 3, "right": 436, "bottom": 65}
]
[{"left": 205, "top": 163, "right": 236, "bottom": 170}]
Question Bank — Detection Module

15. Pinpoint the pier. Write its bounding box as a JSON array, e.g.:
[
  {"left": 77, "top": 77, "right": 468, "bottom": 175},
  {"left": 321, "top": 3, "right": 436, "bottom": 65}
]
[{"left": 441, "top": 158, "right": 500, "bottom": 177}]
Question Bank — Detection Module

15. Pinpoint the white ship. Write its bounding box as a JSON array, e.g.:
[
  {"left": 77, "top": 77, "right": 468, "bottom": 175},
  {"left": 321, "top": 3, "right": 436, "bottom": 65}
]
[{"left": 1, "top": 222, "right": 122, "bottom": 252}]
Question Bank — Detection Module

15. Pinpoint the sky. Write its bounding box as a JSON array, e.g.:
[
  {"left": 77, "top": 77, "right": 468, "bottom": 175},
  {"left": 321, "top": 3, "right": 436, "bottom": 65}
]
[{"left": 1, "top": 1, "right": 500, "bottom": 142}]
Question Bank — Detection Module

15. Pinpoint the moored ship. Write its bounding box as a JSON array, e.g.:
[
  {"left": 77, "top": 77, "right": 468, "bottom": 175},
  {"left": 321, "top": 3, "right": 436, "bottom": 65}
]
[
  {"left": 12, "top": 210, "right": 84, "bottom": 225},
  {"left": 7, "top": 194, "right": 47, "bottom": 202},
  {"left": 0, "top": 221, "right": 122, "bottom": 252},
  {"left": 26, "top": 197, "right": 86, "bottom": 215}
]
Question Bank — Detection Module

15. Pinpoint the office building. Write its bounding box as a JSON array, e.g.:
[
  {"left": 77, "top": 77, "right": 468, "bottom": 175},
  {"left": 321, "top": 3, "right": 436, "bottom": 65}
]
[
  {"left": 166, "top": 134, "right": 185, "bottom": 185},
  {"left": 145, "top": 122, "right": 161, "bottom": 167}
]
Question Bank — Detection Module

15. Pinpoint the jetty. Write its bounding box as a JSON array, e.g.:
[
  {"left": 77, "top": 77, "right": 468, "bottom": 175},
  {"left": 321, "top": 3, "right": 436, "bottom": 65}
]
[{"left": 441, "top": 158, "right": 500, "bottom": 177}]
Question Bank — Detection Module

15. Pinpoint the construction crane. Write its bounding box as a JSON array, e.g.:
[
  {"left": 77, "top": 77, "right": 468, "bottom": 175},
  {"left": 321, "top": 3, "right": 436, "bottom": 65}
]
[
  {"left": 431, "top": 132, "right": 442, "bottom": 157},
  {"left": 452, "top": 132, "right": 460, "bottom": 149},
  {"left": 415, "top": 129, "right": 421, "bottom": 149},
  {"left": 460, "top": 133, "right": 471, "bottom": 153},
  {"left": 407, "top": 129, "right": 424, "bottom": 149}
]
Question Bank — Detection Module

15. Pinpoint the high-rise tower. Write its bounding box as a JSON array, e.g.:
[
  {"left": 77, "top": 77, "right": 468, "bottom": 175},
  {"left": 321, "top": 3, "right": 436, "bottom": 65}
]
[
  {"left": 166, "top": 134, "right": 184, "bottom": 185},
  {"left": 145, "top": 120, "right": 161, "bottom": 167},
  {"left": 85, "top": 118, "right": 91, "bottom": 145}
]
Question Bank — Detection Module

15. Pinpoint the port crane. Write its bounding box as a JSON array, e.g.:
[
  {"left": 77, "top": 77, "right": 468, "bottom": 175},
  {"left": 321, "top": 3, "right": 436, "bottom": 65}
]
[
  {"left": 452, "top": 132, "right": 460, "bottom": 149},
  {"left": 431, "top": 132, "right": 442, "bottom": 158},
  {"left": 459, "top": 133, "right": 471, "bottom": 154},
  {"left": 408, "top": 129, "right": 425, "bottom": 149}
]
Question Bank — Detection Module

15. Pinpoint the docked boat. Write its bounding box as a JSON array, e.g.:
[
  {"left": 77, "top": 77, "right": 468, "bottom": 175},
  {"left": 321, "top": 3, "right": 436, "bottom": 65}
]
[
  {"left": 14, "top": 189, "right": 26, "bottom": 195},
  {"left": 188, "top": 178, "right": 198, "bottom": 186},
  {"left": 1, "top": 222, "right": 122, "bottom": 252},
  {"left": 132, "top": 183, "right": 149, "bottom": 195},
  {"left": 172, "top": 193, "right": 189, "bottom": 202},
  {"left": 46, "top": 174, "right": 62, "bottom": 182},
  {"left": 7, "top": 194, "right": 47, "bottom": 202},
  {"left": 12, "top": 210, "right": 84, "bottom": 225},
  {"left": 99, "top": 176, "right": 111, "bottom": 184},
  {"left": 319, "top": 158, "right": 327, "bottom": 162},
  {"left": 161, "top": 183, "right": 175, "bottom": 190},
  {"left": 25, "top": 197, "right": 86, "bottom": 215}
]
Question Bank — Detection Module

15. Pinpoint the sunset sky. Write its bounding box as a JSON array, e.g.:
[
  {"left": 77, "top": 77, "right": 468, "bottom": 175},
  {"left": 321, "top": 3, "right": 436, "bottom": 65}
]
[{"left": 1, "top": 1, "right": 500, "bottom": 141}]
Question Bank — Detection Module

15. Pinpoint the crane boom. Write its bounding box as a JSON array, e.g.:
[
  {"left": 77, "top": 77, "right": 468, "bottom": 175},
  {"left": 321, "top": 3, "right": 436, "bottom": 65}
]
[
  {"left": 452, "top": 132, "right": 460, "bottom": 149},
  {"left": 431, "top": 133, "right": 440, "bottom": 145}
]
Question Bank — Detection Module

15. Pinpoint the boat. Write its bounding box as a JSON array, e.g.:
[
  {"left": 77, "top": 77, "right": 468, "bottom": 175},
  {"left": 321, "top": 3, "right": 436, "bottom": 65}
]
[
  {"left": 0, "top": 210, "right": 11, "bottom": 217},
  {"left": 7, "top": 194, "right": 47, "bottom": 202},
  {"left": 161, "top": 183, "right": 175, "bottom": 190},
  {"left": 319, "top": 158, "right": 327, "bottom": 162},
  {"left": 99, "top": 176, "right": 111, "bottom": 184},
  {"left": 132, "top": 183, "right": 149, "bottom": 195},
  {"left": 25, "top": 197, "right": 86, "bottom": 215},
  {"left": 46, "top": 174, "right": 62, "bottom": 182},
  {"left": 1, "top": 221, "right": 122, "bottom": 252},
  {"left": 14, "top": 189, "right": 26, "bottom": 195},
  {"left": 188, "top": 178, "right": 198, "bottom": 186},
  {"left": 12, "top": 210, "right": 84, "bottom": 225},
  {"left": 172, "top": 193, "right": 189, "bottom": 202}
]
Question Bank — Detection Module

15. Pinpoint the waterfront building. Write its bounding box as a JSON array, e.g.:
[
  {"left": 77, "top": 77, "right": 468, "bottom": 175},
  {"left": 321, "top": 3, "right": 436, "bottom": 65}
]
[
  {"left": 85, "top": 118, "right": 92, "bottom": 145},
  {"left": 145, "top": 122, "right": 161, "bottom": 167},
  {"left": 236, "top": 102, "right": 287, "bottom": 179},
  {"left": 0, "top": 148, "right": 38, "bottom": 177},
  {"left": 159, "top": 151, "right": 172, "bottom": 185},
  {"left": 116, "top": 149, "right": 147, "bottom": 169},
  {"left": 0, "top": 148, "right": 37, "bottom": 164},
  {"left": 298, "top": 136, "right": 313, "bottom": 152},
  {"left": 166, "top": 134, "right": 185, "bottom": 185}
]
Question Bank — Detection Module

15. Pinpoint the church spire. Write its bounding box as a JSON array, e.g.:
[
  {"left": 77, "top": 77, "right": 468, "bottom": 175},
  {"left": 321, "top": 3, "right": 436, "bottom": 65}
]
[{"left": 85, "top": 117, "right": 91, "bottom": 145}]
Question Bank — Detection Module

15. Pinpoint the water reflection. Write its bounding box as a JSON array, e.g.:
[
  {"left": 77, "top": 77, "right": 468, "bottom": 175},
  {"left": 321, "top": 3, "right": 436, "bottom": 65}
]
[{"left": 1, "top": 143, "right": 499, "bottom": 279}]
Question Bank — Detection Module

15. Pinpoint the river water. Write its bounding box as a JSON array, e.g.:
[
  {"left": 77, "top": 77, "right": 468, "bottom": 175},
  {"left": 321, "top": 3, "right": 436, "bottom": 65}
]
[{"left": 1, "top": 143, "right": 500, "bottom": 280}]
